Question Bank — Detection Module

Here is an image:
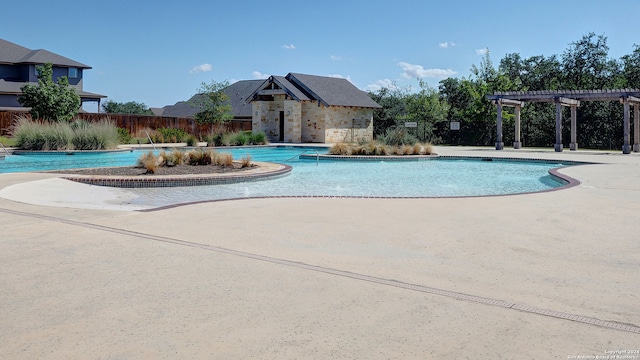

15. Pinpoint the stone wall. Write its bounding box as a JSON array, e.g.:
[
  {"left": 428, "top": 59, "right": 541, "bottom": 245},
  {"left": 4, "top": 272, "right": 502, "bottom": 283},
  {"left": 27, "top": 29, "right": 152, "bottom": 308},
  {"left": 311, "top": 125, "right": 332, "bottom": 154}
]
[{"left": 252, "top": 99, "right": 374, "bottom": 143}]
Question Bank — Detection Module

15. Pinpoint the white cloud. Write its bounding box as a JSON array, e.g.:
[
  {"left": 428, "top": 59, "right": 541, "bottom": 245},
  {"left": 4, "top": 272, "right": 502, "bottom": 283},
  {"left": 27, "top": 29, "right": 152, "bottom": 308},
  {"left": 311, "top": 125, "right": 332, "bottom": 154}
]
[
  {"left": 282, "top": 44, "right": 296, "bottom": 50},
  {"left": 330, "top": 55, "right": 343, "bottom": 61},
  {"left": 252, "top": 71, "right": 269, "bottom": 79},
  {"left": 189, "top": 63, "right": 212, "bottom": 74},
  {"left": 439, "top": 41, "right": 455, "bottom": 48},
  {"left": 476, "top": 48, "right": 489, "bottom": 55},
  {"left": 365, "top": 79, "right": 399, "bottom": 92},
  {"left": 327, "top": 74, "right": 355, "bottom": 86},
  {"left": 397, "top": 62, "right": 457, "bottom": 79}
]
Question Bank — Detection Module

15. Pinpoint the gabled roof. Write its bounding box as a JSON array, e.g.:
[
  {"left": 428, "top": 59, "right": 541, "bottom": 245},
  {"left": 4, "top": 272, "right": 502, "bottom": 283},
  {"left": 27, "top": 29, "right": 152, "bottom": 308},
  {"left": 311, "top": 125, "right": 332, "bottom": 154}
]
[
  {"left": 161, "top": 80, "right": 263, "bottom": 118},
  {"left": 0, "top": 38, "right": 90, "bottom": 68},
  {"left": 247, "top": 72, "right": 381, "bottom": 108},
  {"left": 286, "top": 73, "right": 381, "bottom": 108}
]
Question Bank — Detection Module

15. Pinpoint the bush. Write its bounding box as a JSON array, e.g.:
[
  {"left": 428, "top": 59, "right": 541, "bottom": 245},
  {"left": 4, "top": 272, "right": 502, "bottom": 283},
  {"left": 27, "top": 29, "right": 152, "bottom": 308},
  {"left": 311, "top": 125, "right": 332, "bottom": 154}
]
[
  {"left": 186, "top": 135, "right": 198, "bottom": 146},
  {"left": 240, "top": 155, "right": 252, "bottom": 168},
  {"left": 382, "top": 128, "right": 418, "bottom": 146},
  {"left": 249, "top": 131, "right": 267, "bottom": 145},
  {"left": 187, "top": 149, "right": 213, "bottom": 165},
  {"left": 118, "top": 127, "right": 132, "bottom": 144},
  {"left": 71, "top": 119, "right": 119, "bottom": 150},
  {"left": 11, "top": 116, "right": 119, "bottom": 150},
  {"left": 150, "top": 128, "right": 189, "bottom": 143},
  {"left": 137, "top": 151, "right": 159, "bottom": 173}
]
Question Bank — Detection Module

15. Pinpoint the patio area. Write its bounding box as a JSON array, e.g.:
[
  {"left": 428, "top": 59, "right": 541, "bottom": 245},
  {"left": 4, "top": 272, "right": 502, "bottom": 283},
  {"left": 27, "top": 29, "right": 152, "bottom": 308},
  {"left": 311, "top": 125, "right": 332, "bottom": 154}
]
[{"left": 0, "top": 146, "right": 638, "bottom": 359}]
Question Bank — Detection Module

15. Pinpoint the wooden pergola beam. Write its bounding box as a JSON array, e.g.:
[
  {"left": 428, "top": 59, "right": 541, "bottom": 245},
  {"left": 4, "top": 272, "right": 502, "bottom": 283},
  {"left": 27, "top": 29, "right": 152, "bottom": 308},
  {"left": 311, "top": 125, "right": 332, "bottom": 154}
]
[
  {"left": 495, "top": 98, "right": 524, "bottom": 107},
  {"left": 555, "top": 97, "right": 580, "bottom": 107}
]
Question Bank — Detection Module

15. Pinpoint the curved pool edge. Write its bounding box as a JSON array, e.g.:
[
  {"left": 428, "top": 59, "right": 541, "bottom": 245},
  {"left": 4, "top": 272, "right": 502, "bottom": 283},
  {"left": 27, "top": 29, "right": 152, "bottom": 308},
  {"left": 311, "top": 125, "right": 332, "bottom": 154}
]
[{"left": 61, "top": 162, "right": 292, "bottom": 188}]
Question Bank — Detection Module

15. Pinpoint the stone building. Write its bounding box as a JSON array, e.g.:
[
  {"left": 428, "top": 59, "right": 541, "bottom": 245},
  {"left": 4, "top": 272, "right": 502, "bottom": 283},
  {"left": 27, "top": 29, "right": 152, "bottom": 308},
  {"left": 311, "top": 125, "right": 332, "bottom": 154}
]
[{"left": 247, "top": 73, "right": 381, "bottom": 143}]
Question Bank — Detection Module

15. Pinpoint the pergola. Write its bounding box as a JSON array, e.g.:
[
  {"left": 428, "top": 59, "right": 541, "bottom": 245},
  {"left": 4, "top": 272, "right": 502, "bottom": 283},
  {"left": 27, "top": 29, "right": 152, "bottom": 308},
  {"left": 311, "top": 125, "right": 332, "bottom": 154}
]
[{"left": 487, "top": 89, "right": 640, "bottom": 154}]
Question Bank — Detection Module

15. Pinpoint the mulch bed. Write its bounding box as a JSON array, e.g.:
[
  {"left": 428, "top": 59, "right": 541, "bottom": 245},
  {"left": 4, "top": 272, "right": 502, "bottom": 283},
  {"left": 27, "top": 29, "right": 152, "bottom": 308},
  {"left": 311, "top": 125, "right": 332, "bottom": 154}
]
[{"left": 49, "top": 163, "right": 256, "bottom": 177}]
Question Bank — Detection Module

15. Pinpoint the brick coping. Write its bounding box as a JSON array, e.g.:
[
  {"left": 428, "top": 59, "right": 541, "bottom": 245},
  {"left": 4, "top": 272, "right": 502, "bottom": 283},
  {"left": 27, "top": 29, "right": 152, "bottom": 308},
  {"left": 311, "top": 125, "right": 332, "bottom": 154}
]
[{"left": 61, "top": 162, "right": 291, "bottom": 188}]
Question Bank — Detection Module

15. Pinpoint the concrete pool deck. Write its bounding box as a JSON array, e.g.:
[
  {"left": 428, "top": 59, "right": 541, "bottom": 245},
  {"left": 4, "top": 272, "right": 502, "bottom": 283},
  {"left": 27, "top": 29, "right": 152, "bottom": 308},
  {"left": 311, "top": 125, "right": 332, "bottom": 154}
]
[{"left": 0, "top": 146, "right": 638, "bottom": 359}]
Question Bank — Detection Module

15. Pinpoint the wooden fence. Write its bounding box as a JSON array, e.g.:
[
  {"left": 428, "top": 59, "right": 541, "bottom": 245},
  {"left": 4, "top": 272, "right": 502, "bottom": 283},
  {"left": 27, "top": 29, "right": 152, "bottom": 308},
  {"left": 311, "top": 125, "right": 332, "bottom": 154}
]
[{"left": 0, "top": 111, "right": 252, "bottom": 138}]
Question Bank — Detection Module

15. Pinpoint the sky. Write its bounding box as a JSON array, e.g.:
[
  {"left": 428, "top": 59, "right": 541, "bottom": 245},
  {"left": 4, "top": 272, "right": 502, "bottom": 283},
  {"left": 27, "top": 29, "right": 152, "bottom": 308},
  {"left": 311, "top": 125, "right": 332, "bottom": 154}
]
[{"left": 3, "top": 0, "right": 640, "bottom": 112}]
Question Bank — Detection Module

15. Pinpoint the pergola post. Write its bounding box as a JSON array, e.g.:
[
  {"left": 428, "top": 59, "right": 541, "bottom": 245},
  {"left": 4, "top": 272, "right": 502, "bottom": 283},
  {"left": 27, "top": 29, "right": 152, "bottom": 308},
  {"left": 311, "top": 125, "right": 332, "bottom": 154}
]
[
  {"left": 495, "top": 101, "right": 504, "bottom": 150},
  {"left": 623, "top": 98, "right": 631, "bottom": 154},
  {"left": 513, "top": 105, "right": 522, "bottom": 149},
  {"left": 554, "top": 102, "right": 563, "bottom": 152},
  {"left": 634, "top": 104, "right": 640, "bottom": 153},
  {"left": 569, "top": 105, "right": 578, "bottom": 151}
]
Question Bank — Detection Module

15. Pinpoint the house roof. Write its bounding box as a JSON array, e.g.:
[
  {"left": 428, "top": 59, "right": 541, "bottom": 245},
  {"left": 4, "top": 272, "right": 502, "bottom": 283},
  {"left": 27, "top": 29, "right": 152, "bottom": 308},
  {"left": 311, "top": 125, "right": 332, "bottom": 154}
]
[
  {"left": 286, "top": 73, "right": 382, "bottom": 108},
  {"left": 0, "top": 38, "right": 90, "bottom": 68},
  {"left": 161, "top": 79, "right": 263, "bottom": 118},
  {"left": 0, "top": 79, "right": 105, "bottom": 100},
  {"left": 161, "top": 73, "right": 381, "bottom": 118},
  {"left": 247, "top": 73, "right": 381, "bottom": 108}
]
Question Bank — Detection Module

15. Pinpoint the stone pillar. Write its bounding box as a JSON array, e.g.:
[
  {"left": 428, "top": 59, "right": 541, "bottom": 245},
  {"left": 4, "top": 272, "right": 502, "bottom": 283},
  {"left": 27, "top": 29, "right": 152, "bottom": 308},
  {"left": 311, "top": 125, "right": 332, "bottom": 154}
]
[
  {"left": 283, "top": 100, "right": 301, "bottom": 143},
  {"left": 554, "top": 102, "right": 563, "bottom": 152},
  {"left": 495, "top": 101, "right": 504, "bottom": 150},
  {"left": 513, "top": 105, "right": 522, "bottom": 149},
  {"left": 623, "top": 98, "right": 631, "bottom": 154},
  {"left": 251, "top": 102, "right": 262, "bottom": 133},
  {"left": 569, "top": 105, "right": 578, "bottom": 151},
  {"left": 634, "top": 104, "right": 640, "bottom": 153}
]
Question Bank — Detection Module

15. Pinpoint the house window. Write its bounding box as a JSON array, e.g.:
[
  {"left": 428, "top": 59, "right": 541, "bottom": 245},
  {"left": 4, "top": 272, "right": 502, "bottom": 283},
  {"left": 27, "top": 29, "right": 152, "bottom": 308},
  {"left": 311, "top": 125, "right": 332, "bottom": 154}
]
[{"left": 68, "top": 67, "right": 78, "bottom": 78}]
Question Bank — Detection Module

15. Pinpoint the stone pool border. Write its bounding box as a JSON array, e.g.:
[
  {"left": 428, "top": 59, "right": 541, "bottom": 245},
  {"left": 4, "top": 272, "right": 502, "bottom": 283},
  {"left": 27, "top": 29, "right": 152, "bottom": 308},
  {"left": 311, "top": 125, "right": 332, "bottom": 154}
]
[{"left": 60, "top": 162, "right": 292, "bottom": 188}]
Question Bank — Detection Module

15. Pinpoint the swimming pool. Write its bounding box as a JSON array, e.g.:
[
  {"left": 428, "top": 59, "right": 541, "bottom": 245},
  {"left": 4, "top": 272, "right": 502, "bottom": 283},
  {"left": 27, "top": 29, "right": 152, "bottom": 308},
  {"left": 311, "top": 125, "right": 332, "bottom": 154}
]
[
  {"left": 0, "top": 146, "right": 324, "bottom": 173},
  {"left": 0, "top": 146, "right": 574, "bottom": 204},
  {"left": 124, "top": 157, "right": 569, "bottom": 207}
]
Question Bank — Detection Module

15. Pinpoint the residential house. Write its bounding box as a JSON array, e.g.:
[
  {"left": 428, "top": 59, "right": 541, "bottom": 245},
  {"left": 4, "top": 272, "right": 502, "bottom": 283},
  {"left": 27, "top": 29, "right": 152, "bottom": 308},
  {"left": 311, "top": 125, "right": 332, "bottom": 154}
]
[{"left": 0, "top": 38, "right": 105, "bottom": 111}]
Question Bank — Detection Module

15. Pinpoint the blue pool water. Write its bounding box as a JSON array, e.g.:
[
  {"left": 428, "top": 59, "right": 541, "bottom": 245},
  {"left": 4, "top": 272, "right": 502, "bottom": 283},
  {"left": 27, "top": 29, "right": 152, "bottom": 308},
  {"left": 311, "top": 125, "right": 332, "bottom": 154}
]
[
  {"left": 0, "top": 146, "right": 571, "bottom": 203},
  {"left": 0, "top": 146, "right": 324, "bottom": 173}
]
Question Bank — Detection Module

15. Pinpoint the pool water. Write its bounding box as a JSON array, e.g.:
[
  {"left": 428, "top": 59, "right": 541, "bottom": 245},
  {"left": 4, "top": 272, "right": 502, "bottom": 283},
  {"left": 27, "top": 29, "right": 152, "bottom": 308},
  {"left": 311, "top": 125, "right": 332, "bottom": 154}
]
[
  {"left": 0, "top": 146, "right": 570, "bottom": 204},
  {"left": 0, "top": 146, "right": 324, "bottom": 173}
]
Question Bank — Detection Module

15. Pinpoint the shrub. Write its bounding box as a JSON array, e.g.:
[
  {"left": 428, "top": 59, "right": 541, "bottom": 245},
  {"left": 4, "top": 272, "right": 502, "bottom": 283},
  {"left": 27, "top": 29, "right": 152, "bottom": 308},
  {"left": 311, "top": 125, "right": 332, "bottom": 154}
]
[
  {"left": 71, "top": 119, "right": 119, "bottom": 150},
  {"left": 163, "top": 148, "right": 185, "bottom": 166},
  {"left": 240, "top": 155, "right": 252, "bottom": 168},
  {"left": 329, "top": 143, "right": 349, "bottom": 155},
  {"left": 42, "top": 121, "right": 74, "bottom": 150},
  {"left": 234, "top": 131, "right": 250, "bottom": 145},
  {"left": 382, "top": 128, "right": 418, "bottom": 146},
  {"left": 137, "top": 151, "right": 158, "bottom": 174},
  {"left": 214, "top": 152, "right": 233, "bottom": 167},
  {"left": 187, "top": 149, "right": 213, "bottom": 165},
  {"left": 12, "top": 116, "right": 45, "bottom": 150},
  {"left": 151, "top": 128, "right": 189, "bottom": 143},
  {"left": 249, "top": 131, "right": 267, "bottom": 145},
  {"left": 118, "top": 127, "right": 132, "bottom": 144},
  {"left": 185, "top": 135, "right": 198, "bottom": 146}
]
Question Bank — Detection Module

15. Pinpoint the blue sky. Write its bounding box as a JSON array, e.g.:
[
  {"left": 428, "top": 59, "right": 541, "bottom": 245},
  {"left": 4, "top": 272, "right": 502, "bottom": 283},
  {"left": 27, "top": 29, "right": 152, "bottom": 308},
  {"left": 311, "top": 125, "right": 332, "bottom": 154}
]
[{"left": 3, "top": 0, "right": 639, "bottom": 112}]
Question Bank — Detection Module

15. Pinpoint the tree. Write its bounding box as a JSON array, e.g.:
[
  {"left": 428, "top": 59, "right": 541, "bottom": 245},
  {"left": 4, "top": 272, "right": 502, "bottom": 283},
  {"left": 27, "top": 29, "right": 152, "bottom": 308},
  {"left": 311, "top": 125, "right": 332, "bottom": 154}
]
[
  {"left": 190, "top": 79, "right": 233, "bottom": 133},
  {"left": 102, "top": 100, "right": 153, "bottom": 115},
  {"left": 368, "top": 84, "right": 409, "bottom": 138},
  {"left": 18, "top": 63, "right": 81, "bottom": 121},
  {"left": 405, "top": 80, "right": 449, "bottom": 142}
]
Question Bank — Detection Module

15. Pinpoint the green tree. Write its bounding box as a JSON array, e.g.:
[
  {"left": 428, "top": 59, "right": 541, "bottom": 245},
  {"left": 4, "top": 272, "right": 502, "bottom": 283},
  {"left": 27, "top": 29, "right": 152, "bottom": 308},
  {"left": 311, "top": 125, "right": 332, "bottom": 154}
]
[
  {"left": 405, "top": 80, "right": 449, "bottom": 143},
  {"left": 102, "top": 100, "right": 153, "bottom": 115},
  {"left": 190, "top": 79, "right": 233, "bottom": 132},
  {"left": 368, "top": 84, "right": 409, "bottom": 138},
  {"left": 18, "top": 63, "right": 81, "bottom": 121}
]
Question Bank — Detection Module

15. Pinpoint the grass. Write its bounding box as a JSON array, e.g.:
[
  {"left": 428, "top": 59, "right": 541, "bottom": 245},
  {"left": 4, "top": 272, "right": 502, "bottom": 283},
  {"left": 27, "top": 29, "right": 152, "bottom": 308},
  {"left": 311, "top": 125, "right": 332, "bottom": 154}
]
[
  {"left": 11, "top": 116, "right": 120, "bottom": 150},
  {"left": 329, "top": 141, "right": 436, "bottom": 156},
  {"left": 137, "top": 151, "right": 159, "bottom": 174}
]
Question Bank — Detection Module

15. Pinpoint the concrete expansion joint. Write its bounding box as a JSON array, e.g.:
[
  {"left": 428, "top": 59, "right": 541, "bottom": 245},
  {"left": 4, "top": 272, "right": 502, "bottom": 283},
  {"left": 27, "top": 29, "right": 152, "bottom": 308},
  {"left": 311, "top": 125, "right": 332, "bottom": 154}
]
[{"left": 2, "top": 206, "right": 639, "bottom": 336}]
